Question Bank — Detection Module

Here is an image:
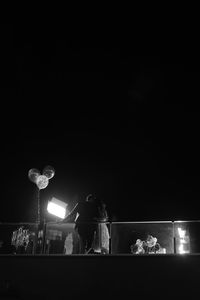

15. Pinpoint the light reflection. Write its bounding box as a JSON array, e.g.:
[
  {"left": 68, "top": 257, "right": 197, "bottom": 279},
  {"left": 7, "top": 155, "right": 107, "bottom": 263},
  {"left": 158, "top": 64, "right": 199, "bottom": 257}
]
[{"left": 177, "top": 227, "right": 190, "bottom": 254}]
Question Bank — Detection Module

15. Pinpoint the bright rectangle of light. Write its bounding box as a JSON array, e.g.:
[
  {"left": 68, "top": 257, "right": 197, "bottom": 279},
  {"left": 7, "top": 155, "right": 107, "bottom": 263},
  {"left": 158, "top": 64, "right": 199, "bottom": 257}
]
[{"left": 47, "top": 199, "right": 67, "bottom": 219}]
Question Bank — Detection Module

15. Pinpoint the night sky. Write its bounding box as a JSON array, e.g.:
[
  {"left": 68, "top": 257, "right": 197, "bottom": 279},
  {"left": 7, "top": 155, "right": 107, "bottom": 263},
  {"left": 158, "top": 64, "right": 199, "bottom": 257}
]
[{"left": 1, "top": 23, "right": 200, "bottom": 223}]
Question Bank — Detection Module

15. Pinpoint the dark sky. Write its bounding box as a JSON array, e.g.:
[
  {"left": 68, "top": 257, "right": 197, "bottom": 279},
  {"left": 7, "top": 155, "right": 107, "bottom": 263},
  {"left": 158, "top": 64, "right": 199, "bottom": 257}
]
[{"left": 1, "top": 23, "right": 200, "bottom": 222}]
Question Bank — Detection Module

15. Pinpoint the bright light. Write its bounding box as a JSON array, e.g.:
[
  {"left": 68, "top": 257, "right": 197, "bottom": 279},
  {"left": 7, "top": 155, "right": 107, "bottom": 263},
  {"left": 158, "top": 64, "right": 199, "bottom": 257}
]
[
  {"left": 179, "top": 244, "right": 186, "bottom": 254},
  {"left": 177, "top": 227, "right": 190, "bottom": 254},
  {"left": 36, "top": 175, "right": 49, "bottom": 190},
  {"left": 47, "top": 197, "right": 68, "bottom": 219},
  {"left": 178, "top": 227, "right": 186, "bottom": 238}
]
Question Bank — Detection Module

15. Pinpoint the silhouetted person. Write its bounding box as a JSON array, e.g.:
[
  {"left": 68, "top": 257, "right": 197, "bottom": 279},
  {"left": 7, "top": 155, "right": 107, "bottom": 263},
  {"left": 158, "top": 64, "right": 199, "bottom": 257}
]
[{"left": 62, "top": 194, "right": 99, "bottom": 254}]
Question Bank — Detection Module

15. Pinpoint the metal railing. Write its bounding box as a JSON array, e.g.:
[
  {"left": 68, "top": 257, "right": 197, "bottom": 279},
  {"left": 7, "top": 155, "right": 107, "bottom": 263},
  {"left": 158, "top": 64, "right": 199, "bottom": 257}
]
[{"left": 0, "top": 220, "right": 200, "bottom": 255}]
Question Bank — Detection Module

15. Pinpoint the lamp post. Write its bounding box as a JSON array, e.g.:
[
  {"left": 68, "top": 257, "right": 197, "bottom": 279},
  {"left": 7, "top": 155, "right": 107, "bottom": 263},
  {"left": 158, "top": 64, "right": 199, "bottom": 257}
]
[{"left": 28, "top": 166, "right": 55, "bottom": 253}]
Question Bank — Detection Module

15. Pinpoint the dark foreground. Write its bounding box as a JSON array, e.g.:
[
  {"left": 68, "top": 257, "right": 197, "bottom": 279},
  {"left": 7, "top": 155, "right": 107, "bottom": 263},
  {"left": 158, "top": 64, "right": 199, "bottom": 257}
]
[{"left": 0, "top": 254, "right": 199, "bottom": 299}]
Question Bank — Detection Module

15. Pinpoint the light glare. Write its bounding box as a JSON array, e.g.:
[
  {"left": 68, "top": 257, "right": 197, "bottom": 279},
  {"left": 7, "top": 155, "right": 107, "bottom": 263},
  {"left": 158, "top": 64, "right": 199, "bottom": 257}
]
[{"left": 47, "top": 201, "right": 66, "bottom": 219}]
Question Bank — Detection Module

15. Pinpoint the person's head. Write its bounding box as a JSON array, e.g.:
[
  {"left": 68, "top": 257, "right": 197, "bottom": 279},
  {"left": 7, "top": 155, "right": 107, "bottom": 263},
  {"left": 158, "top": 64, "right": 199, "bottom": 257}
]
[{"left": 86, "top": 194, "right": 95, "bottom": 202}]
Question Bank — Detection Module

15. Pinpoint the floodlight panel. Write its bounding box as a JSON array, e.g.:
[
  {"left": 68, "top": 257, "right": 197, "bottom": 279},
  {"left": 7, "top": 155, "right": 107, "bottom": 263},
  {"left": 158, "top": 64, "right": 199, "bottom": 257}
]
[
  {"left": 51, "top": 197, "right": 68, "bottom": 209},
  {"left": 47, "top": 201, "right": 66, "bottom": 219}
]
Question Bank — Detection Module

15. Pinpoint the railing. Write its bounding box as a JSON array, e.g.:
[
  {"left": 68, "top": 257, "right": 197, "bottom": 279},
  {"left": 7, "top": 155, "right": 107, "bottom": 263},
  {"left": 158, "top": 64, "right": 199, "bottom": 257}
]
[{"left": 1, "top": 221, "right": 200, "bottom": 255}]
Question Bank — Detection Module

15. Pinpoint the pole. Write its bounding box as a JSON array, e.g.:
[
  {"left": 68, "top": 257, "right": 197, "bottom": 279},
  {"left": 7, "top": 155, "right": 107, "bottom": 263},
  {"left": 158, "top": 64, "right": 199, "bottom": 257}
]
[
  {"left": 41, "top": 220, "right": 46, "bottom": 254},
  {"left": 37, "top": 187, "right": 40, "bottom": 225},
  {"left": 37, "top": 188, "right": 46, "bottom": 254},
  {"left": 35, "top": 187, "right": 42, "bottom": 254}
]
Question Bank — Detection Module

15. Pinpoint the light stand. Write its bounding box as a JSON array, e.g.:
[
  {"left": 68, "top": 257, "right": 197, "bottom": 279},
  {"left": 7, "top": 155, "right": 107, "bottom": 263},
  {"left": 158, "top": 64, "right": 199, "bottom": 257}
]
[
  {"left": 37, "top": 187, "right": 40, "bottom": 225},
  {"left": 28, "top": 166, "right": 55, "bottom": 254}
]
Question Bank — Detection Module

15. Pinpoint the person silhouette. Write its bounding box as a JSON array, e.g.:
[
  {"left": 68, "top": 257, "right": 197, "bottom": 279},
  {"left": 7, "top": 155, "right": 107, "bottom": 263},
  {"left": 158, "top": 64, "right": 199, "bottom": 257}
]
[{"left": 62, "top": 194, "right": 99, "bottom": 254}]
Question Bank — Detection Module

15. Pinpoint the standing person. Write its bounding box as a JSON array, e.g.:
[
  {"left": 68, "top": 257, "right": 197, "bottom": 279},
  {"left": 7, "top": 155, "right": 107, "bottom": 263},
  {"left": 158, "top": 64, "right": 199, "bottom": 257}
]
[
  {"left": 62, "top": 194, "right": 99, "bottom": 254},
  {"left": 93, "top": 200, "right": 110, "bottom": 254}
]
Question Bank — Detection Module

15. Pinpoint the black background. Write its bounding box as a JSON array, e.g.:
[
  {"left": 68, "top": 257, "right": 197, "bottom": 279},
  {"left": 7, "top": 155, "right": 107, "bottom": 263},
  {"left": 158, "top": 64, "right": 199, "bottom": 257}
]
[{"left": 1, "top": 22, "right": 200, "bottom": 223}]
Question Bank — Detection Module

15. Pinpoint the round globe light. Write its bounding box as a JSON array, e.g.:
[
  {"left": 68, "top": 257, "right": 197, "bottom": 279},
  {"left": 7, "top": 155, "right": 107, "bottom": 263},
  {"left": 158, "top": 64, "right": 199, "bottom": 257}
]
[
  {"left": 42, "top": 165, "right": 55, "bottom": 179},
  {"left": 36, "top": 175, "right": 49, "bottom": 190},
  {"left": 28, "top": 168, "right": 40, "bottom": 183}
]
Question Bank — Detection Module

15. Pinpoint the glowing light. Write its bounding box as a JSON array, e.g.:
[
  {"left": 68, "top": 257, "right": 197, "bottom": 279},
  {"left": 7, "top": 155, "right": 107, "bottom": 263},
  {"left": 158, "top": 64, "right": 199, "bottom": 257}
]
[
  {"left": 179, "top": 244, "right": 186, "bottom": 254},
  {"left": 42, "top": 165, "right": 55, "bottom": 179},
  {"left": 47, "top": 197, "right": 68, "bottom": 219},
  {"left": 36, "top": 175, "right": 49, "bottom": 190},
  {"left": 177, "top": 227, "right": 190, "bottom": 254},
  {"left": 178, "top": 227, "right": 186, "bottom": 238},
  {"left": 28, "top": 168, "right": 40, "bottom": 183}
]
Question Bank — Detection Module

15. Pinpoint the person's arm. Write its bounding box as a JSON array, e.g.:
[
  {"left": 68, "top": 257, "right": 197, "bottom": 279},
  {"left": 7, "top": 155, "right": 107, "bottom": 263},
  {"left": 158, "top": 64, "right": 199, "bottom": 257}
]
[
  {"left": 104, "top": 209, "right": 108, "bottom": 221},
  {"left": 62, "top": 203, "right": 78, "bottom": 223}
]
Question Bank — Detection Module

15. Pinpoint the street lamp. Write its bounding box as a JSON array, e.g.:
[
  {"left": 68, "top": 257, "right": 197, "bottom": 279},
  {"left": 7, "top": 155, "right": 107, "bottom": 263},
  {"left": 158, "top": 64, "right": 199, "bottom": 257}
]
[
  {"left": 28, "top": 165, "right": 55, "bottom": 254},
  {"left": 28, "top": 165, "right": 55, "bottom": 224}
]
